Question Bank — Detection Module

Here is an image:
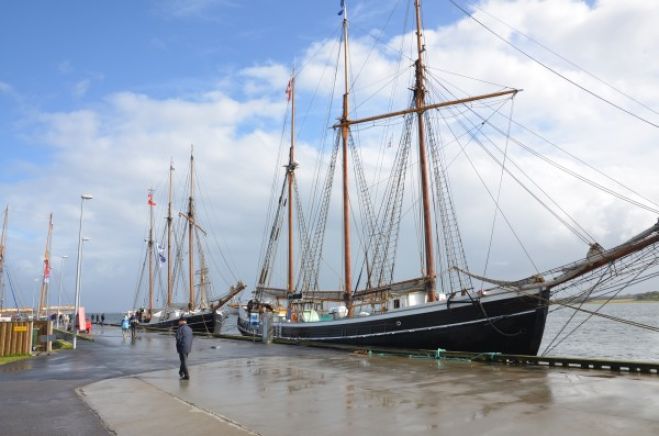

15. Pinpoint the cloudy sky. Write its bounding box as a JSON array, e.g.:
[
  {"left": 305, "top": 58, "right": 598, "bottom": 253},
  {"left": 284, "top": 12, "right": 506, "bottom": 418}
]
[{"left": 1, "top": 0, "right": 657, "bottom": 313}]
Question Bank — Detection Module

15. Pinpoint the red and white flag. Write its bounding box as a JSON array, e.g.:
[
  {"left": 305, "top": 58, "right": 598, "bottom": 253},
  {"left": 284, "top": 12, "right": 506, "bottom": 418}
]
[
  {"left": 285, "top": 79, "right": 292, "bottom": 102},
  {"left": 147, "top": 193, "right": 156, "bottom": 207},
  {"left": 43, "top": 258, "right": 51, "bottom": 283}
]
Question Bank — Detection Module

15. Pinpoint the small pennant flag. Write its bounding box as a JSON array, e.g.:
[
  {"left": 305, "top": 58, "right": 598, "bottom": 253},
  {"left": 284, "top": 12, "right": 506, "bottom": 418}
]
[
  {"left": 338, "top": 0, "right": 345, "bottom": 15},
  {"left": 157, "top": 244, "right": 166, "bottom": 267},
  {"left": 285, "top": 79, "right": 292, "bottom": 102},
  {"left": 147, "top": 193, "right": 156, "bottom": 207},
  {"left": 43, "top": 258, "right": 51, "bottom": 283}
]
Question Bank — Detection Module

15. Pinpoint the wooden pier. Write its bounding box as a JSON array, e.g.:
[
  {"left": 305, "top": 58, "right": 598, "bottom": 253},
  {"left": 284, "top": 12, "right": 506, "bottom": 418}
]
[{"left": 214, "top": 333, "right": 659, "bottom": 375}]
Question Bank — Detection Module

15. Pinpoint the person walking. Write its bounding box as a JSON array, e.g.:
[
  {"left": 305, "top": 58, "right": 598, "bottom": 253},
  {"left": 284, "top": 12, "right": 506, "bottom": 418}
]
[
  {"left": 129, "top": 313, "right": 139, "bottom": 341},
  {"left": 121, "top": 315, "right": 130, "bottom": 340},
  {"left": 100, "top": 313, "right": 105, "bottom": 327},
  {"left": 176, "top": 319, "right": 193, "bottom": 380}
]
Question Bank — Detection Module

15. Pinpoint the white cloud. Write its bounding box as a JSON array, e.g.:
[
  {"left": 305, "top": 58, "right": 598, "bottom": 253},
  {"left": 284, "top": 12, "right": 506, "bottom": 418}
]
[
  {"left": 2, "top": 0, "right": 658, "bottom": 312},
  {"left": 0, "top": 81, "right": 12, "bottom": 94},
  {"left": 57, "top": 61, "right": 73, "bottom": 75},
  {"left": 73, "top": 79, "right": 91, "bottom": 98}
]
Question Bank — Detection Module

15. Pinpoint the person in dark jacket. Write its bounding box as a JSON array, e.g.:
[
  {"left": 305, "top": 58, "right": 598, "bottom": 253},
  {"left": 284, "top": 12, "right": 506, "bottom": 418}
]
[{"left": 176, "top": 319, "right": 193, "bottom": 380}]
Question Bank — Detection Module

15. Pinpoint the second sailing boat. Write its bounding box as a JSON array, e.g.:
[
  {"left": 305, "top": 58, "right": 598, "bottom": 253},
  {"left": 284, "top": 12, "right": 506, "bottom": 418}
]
[{"left": 137, "top": 149, "right": 244, "bottom": 334}]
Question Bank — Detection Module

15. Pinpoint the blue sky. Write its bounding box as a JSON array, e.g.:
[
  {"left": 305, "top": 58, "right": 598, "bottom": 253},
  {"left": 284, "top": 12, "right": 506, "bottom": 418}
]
[
  {"left": 0, "top": 0, "right": 656, "bottom": 313},
  {"left": 0, "top": 1, "right": 468, "bottom": 179}
]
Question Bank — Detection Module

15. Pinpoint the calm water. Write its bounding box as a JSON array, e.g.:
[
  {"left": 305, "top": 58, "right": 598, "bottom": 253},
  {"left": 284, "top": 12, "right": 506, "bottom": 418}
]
[
  {"left": 96, "top": 302, "right": 659, "bottom": 361},
  {"left": 540, "top": 302, "right": 659, "bottom": 360}
]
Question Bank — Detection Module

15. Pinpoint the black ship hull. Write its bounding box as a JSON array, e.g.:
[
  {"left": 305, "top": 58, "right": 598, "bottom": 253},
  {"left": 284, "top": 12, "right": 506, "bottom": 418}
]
[
  {"left": 239, "top": 290, "right": 549, "bottom": 355},
  {"left": 143, "top": 311, "right": 224, "bottom": 334}
]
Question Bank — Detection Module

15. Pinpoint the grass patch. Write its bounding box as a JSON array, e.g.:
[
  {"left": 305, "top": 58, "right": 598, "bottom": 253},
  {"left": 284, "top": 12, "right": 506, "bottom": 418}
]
[
  {"left": 53, "top": 339, "right": 73, "bottom": 350},
  {"left": 0, "top": 355, "right": 31, "bottom": 365}
]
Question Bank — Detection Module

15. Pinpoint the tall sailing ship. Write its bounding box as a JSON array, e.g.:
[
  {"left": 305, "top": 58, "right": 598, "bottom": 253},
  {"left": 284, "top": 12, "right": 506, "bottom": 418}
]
[
  {"left": 135, "top": 149, "right": 244, "bottom": 334},
  {"left": 239, "top": 0, "right": 659, "bottom": 355}
]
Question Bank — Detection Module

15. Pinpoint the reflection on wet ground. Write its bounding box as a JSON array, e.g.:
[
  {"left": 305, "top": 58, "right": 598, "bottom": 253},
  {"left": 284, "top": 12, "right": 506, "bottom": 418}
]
[
  {"left": 3, "top": 325, "right": 657, "bottom": 435},
  {"left": 82, "top": 327, "right": 659, "bottom": 435}
]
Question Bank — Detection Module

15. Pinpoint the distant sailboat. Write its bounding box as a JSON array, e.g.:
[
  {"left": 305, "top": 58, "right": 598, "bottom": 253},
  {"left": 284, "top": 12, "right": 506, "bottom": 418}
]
[
  {"left": 0, "top": 206, "right": 10, "bottom": 321},
  {"left": 239, "top": 0, "right": 659, "bottom": 355},
  {"left": 37, "top": 213, "right": 53, "bottom": 320},
  {"left": 136, "top": 149, "right": 244, "bottom": 333}
]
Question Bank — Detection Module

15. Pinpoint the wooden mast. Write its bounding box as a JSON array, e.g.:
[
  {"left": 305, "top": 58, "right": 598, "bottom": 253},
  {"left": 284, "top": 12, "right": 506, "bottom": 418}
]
[
  {"left": 188, "top": 146, "right": 195, "bottom": 311},
  {"left": 329, "top": 1, "right": 518, "bottom": 303},
  {"left": 147, "top": 189, "right": 155, "bottom": 316},
  {"left": 198, "top": 243, "right": 208, "bottom": 309},
  {"left": 167, "top": 160, "right": 174, "bottom": 307},
  {"left": 0, "top": 206, "right": 7, "bottom": 314},
  {"left": 412, "top": 0, "right": 436, "bottom": 302},
  {"left": 340, "top": 0, "right": 353, "bottom": 313},
  {"left": 38, "top": 213, "right": 53, "bottom": 317},
  {"left": 287, "top": 73, "right": 296, "bottom": 294}
]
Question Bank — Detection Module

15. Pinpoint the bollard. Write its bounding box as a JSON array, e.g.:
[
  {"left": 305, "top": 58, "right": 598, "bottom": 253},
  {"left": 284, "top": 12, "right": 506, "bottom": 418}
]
[
  {"left": 213, "top": 312, "right": 224, "bottom": 335},
  {"left": 261, "top": 313, "right": 272, "bottom": 344}
]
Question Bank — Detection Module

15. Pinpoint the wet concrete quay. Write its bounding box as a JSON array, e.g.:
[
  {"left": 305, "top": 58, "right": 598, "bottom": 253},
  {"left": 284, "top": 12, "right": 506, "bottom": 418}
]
[{"left": 2, "top": 326, "right": 659, "bottom": 435}]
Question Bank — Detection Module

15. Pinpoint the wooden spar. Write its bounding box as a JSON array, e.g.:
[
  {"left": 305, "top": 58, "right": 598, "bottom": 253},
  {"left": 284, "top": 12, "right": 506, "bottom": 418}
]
[
  {"left": 341, "top": 1, "right": 353, "bottom": 315},
  {"left": 38, "top": 213, "right": 53, "bottom": 317},
  {"left": 212, "top": 281, "right": 246, "bottom": 311},
  {"left": 167, "top": 160, "right": 174, "bottom": 307},
  {"left": 458, "top": 221, "right": 659, "bottom": 291},
  {"left": 188, "top": 147, "right": 195, "bottom": 311},
  {"left": 413, "top": 0, "right": 436, "bottom": 302},
  {"left": 147, "top": 189, "right": 155, "bottom": 316},
  {"left": 0, "top": 206, "right": 8, "bottom": 313},
  {"left": 333, "top": 89, "right": 519, "bottom": 128},
  {"left": 288, "top": 73, "right": 295, "bottom": 294}
]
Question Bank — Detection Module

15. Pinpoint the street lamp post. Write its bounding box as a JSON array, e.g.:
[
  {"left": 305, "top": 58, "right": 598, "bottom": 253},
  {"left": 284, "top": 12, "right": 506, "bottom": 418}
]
[
  {"left": 55, "top": 255, "right": 69, "bottom": 329},
  {"left": 72, "top": 194, "right": 92, "bottom": 350}
]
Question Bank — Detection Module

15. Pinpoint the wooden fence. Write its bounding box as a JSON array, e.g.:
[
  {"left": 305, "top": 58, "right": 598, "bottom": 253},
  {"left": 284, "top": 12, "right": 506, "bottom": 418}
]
[{"left": 0, "top": 321, "right": 33, "bottom": 357}]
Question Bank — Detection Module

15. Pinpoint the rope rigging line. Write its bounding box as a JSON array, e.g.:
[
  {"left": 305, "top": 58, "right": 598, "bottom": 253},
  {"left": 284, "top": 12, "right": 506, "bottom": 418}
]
[
  {"left": 446, "top": 107, "right": 595, "bottom": 245},
  {"left": 302, "top": 33, "right": 343, "bottom": 260},
  {"left": 301, "top": 134, "right": 340, "bottom": 292},
  {"left": 468, "top": 1, "right": 659, "bottom": 118},
  {"left": 535, "top": 245, "right": 659, "bottom": 335},
  {"left": 435, "top": 100, "right": 541, "bottom": 272},
  {"left": 372, "top": 113, "right": 414, "bottom": 286},
  {"left": 448, "top": 0, "right": 659, "bottom": 129},
  {"left": 494, "top": 113, "right": 659, "bottom": 213},
  {"left": 131, "top": 249, "right": 148, "bottom": 312},
  {"left": 293, "top": 177, "right": 312, "bottom": 291},
  {"left": 254, "top": 104, "right": 291, "bottom": 289},
  {"left": 426, "top": 71, "right": 596, "bottom": 244},
  {"left": 481, "top": 98, "right": 515, "bottom": 282},
  {"left": 256, "top": 175, "right": 289, "bottom": 295},
  {"left": 426, "top": 110, "right": 474, "bottom": 293},
  {"left": 5, "top": 268, "right": 23, "bottom": 310},
  {"left": 194, "top": 174, "right": 240, "bottom": 284},
  {"left": 541, "top": 265, "right": 612, "bottom": 356}
]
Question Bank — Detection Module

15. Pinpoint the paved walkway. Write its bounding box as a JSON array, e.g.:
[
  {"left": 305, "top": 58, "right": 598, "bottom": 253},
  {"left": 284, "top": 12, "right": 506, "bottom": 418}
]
[
  {"left": 2, "top": 325, "right": 659, "bottom": 435},
  {"left": 81, "top": 377, "right": 257, "bottom": 435}
]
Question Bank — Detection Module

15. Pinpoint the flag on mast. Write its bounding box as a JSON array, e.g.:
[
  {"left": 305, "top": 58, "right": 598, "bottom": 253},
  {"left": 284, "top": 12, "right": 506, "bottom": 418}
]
[
  {"left": 285, "top": 79, "right": 292, "bottom": 102},
  {"left": 157, "top": 244, "right": 166, "bottom": 267},
  {"left": 147, "top": 193, "right": 156, "bottom": 207},
  {"left": 43, "top": 258, "right": 50, "bottom": 283},
  {"left": 338, "top": 0, "right": 345, "bottom": 16}
]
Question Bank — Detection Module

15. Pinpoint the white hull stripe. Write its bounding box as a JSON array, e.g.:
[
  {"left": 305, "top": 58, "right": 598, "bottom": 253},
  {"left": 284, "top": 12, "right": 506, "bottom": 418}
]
[{"left": 275, "top": 309, "right": 538, "bottom": 341}]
